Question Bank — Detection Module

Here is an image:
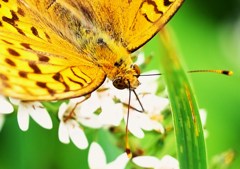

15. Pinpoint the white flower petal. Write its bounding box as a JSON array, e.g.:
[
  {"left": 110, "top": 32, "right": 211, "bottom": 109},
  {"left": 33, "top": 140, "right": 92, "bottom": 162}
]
[
  {"left": 124, "top": 111, "right": 148, "bottom": 138},
  {"left": 137, "top": 113, "right": 154, "bottom": 131},
  {"left": 58, "top": 122, "right": 70, "bottom": 144},
  {"left": 158, "top": 155, "right": 179, "bottom": 169},
  {"left": 58, "top": 102, "right": 68, "bottom": 120},
  {"left": 0, "top": 96, "right": 14, "bottom": 114},
  {"left": 80, "top": 93, "right": 101, "bottom": 115},
  {"left": 110, "top": 88, "right": 129, "bottom": 103},
  {"left": 106, "top": 153, "right": 129, "bottom": 169},
  {"left": 132, "top": 156, "right": 161, "bottom": 168},
  {"left": 9, "top": 97, "right": 20, "bottom": 105},
  {"left": 142, "top": 95, "right": 169, "bottom": 114},
  {"left": 17, "top": 105, "right": 30, "bottom": 131},
  {"left": 150, "top": 121, "right": 165, "bottom": 133},
  {"left": 199, "top": 109, "right": 207, "bottom": 126},
  {"left": 99, "top": 100, "right": 123, "bottom": 126},
  {"left": 29, "top": 102, "right": 52, "bottom": 129},
  {"left": 88, "top": 142, "right": 107, "bottom": 169},
  {"left": 79, "top": 114, "right": 102, "bottom": 128},
  {"left": 137, "top": 70, "right": 160, "bottom": 93},
  {"left": 68, "top": 120, "right": 88, "bottom": 149},
  {"left": 126, "top": 119, "right": 144, "bottom": 138}
]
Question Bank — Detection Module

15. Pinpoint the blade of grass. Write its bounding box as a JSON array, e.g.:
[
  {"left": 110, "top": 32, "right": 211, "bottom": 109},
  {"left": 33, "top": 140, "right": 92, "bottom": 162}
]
[{"left": 158, "top": 28, "right": 207, "bottom": 169}]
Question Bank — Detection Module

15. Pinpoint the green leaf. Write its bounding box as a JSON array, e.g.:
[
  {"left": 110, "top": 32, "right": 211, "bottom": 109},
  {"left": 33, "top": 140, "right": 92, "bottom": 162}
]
[{"left": 158, "top": 29, "right": 207, "bottom": 169}]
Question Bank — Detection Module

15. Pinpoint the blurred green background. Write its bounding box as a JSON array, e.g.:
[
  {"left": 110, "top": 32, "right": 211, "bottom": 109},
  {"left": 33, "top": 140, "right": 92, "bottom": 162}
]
[
  {"left": 0, "top": 0, "right": 240, "bottom": 168},
  {"left": 169, "top": 0, "right": 240, "bottom": 168}
]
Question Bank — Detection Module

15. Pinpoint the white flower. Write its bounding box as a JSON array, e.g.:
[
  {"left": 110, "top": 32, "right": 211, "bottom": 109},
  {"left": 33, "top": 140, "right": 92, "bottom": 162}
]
[
  {"left": 123, "top": 93, "right": 168, "bottom": 138},
  {"left": 75, "top": 93, "right": 123, "bottom": 128},
  {"left": 88, "top": 142, "right": 129, "bottom": 169},
  {"left": 58, "top": 67, "right": 169, "bottom": 146},
  {"left": 133, "top": 155, "right": 179, "bottom": 169},
  {"left": 87, "top": 88, "right": 124, "bottom": 127},
  {"left": 94, "top": 73, "right": 168, "bottom": 138},
  {"left": 92, "top": 70, "right": 169, "bottom": 138},
  {"left": 73, "top": 95, "right": 103, "bottom": 128},
  {"left": 57, "top": 93, "right": 123, "bottom": 149},
  {"left": 199, "top": 109, "right": 207, "bottom": 126},
  {"left": 58, "top": 99, "right": 89, "bottom": 149},
  {"left": 9, "top": 98, "right": 52, "bottom": 131},
  {"left": 199, "top": 109, "right": 208, "bottom": 137},
  {"left": 0, "top": 96, "right": 14, "bottom": 114}
]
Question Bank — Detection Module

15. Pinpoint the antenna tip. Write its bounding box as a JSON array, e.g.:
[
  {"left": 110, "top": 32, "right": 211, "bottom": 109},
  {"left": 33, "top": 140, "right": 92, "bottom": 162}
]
[
  {"left": 125, "top": 148, "right": 132, "bottom": 158},
  {"left": 222, "top": 70, "right": 233, "bottom": 76}
]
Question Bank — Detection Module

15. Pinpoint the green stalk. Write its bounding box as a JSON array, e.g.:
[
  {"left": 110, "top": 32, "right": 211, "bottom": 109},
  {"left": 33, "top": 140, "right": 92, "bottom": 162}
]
[{"left": 159, "top": 29, "right": 207, "bottom": 169}]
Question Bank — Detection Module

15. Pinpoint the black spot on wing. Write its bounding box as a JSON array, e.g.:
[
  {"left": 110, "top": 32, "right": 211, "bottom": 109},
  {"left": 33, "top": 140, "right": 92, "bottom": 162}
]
[
  {"left": 28, "top": 62, "right": 41, "bottom": 73},
  {"left": 68, "top": 77, "right": 84, "bottom": 87},
  {"left": 17, "top": 7, "right": 25, "bottom": 16},
  {"left": 1, "top": 39, "right": 13, "bottom": 45},
  {"left": 5, "top": 58, "right": 16, "bottom": 66},
  {"left": 164, "top": 0, "right": 173, "bottom": 6},
  {"left": 0, "top": 73, "right": 8, "bottom": 80},
  {"left": 52, "top": 72, "right": 70, "bottom": 92},
  {"left": 2, "top": 10, "right": 19, "bottom": 26},
  {"left": 21, "top": 43, "right": 32, "bottom": 49},
  {"left": 36, "top": 82, "right": 55, "bottom": 96},
  {"left": 37, "top": 54, "right": 50, "bottom": 62},
  {"left": 19, "top": 71, "right": 28, "bottom": 78},
  {"left": 7, "top": 48, "right": 20, "bottom": 56},
  {"left": 2, "top": 10, "right": 26, "bottom": 35},
  {"left": 140, "top": 0, "right": 163, "bottom": 23},
  {"left": 44, "top": 32, "right": 51, "bottom": 41},
  {"left": 31, "top": 26, "right": 40, "bottom": 37},
  {"left": 36, "top": 82, "right": 47, "bottom": 88}
]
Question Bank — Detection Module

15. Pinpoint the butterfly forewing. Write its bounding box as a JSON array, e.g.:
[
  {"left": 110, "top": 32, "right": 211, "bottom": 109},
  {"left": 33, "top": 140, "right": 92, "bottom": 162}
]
[
  {"left": 45, "top": 0, "right": 183, "bottom": 52},
  {"left": 0, "top": 0, "right": 106, "bottom": 101}
]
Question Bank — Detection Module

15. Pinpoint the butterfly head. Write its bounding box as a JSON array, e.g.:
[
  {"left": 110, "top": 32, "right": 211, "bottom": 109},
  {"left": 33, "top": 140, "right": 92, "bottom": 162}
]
[{"left": 113, "top": 64, "right": 141, "bottom": 90}]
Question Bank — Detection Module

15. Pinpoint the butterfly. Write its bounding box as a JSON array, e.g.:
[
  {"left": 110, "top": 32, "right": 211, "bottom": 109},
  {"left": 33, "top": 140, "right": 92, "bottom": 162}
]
[{"left": 0, "top": 0, "right": 184, "bottom": 101}]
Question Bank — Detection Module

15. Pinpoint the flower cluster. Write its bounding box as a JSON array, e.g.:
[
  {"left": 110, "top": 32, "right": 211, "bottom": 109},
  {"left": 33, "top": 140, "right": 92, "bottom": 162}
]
[
  {"left": 55, "top": 68, "right": 169, "bottom": 148},
  {"left": 0, "top": 53, "right": 208, "bottom": 169},
  {"left": 0, "top": 72, "right": 177, "bottom": 168}
]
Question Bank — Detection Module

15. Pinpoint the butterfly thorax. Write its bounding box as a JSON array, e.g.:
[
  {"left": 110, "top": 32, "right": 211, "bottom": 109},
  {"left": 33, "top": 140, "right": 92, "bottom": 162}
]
[{"left": 90, "top": 36, "right": 141, "bottom": 90}]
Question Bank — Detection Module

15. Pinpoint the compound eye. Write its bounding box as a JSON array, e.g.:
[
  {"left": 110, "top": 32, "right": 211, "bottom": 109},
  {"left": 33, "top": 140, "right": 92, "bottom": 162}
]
[{"left": 113, "top": 77, "right": 127, "bottom": 90}]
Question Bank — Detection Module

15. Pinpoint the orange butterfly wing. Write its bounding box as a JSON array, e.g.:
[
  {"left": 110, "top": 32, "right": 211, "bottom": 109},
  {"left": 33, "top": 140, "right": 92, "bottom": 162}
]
[
  {"left": 0, "top": 0, "right": 106, "bottom": 101},
  {"left": 0, "top": 0, "right": 183, "bottom": 101}
]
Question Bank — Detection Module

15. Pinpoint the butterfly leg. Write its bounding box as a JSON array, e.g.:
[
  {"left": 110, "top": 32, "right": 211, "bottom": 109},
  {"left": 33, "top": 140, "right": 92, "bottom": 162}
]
[
  {"left": 63, "top": 94, "right": 91, "bottom": 122},
  {"left": 120, "top": 90, "right": 145, "bottom": 113}
]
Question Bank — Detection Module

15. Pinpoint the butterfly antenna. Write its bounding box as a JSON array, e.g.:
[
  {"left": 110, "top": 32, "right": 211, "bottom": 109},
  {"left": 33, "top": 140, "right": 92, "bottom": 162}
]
[
  {"left": 138, "top": 73, "right": 162, "bottom": 77},
  {"left": 125, "top": 82, "right": 132, "bottom": 158},
  {"left": 188, "top": 70, "right": 233, "bottom": 76},
  {"left": 138, "top": 70, "right": 233, "bottom": 77},
  {"left": 133, "top": 90, "right": 145, "bottom": 112}
]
